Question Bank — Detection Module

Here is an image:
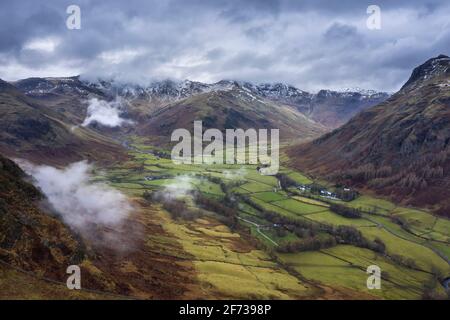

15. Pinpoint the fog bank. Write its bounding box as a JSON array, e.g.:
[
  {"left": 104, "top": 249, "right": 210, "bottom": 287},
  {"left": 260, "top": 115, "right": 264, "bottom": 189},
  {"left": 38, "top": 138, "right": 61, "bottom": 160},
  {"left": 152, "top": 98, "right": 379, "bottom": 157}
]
[
  {"left": 82, "top": 98, "right": 132, "bottom": 127},
  {"left": 19, "top": 160, "right": 132, "bottom": 231}
]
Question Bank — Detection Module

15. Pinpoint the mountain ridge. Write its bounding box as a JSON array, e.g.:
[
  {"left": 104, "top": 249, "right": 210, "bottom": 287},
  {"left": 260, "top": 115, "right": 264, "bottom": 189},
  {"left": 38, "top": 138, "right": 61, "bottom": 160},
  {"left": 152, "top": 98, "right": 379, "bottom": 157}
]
[
  {"left": 0, "top": 78, "right": 127, "bottom": 166},
  {"left": 287, "top": 54, "right": 450, "bottom": 216},
  {"left": 12, "top": 76, "right": 389, "bottom": 129}
]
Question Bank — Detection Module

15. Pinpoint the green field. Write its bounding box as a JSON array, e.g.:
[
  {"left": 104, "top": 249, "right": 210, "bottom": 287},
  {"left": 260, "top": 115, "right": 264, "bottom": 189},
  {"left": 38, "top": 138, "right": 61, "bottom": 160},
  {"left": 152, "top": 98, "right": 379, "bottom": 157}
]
[
  {"left": 271, "top": 198, "right": 327, "bottom": 215},
  {"left": 308, "top": 210, "right": 377, "bottom": 227},
  {"left": 252, "top": 191, "right": 288, "bottom": 202},
  {"left": 278, "top": 245, "right": 438, "bottom": 299},
  {"left": 344, "top": 195, "right": 396, "bottom": 215}
]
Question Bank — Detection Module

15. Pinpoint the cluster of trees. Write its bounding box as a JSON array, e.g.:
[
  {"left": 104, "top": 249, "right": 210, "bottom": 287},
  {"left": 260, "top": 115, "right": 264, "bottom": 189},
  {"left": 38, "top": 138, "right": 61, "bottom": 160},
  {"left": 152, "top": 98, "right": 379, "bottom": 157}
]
[
  {"left": 275, "top": 222, "right": 386, "bottom": 254},
  {"left": 143, "top": 190, "right": 201, "bottom": 220},
  {"left": 399, "top": 173, "right": 428, "bottom": 189},
  {"left": 389, "top": 254, "right": 417, "bottom": 269},
  {"left": 275, "top": 173, "right": 296, "bottom": 190},
  {"left": 273, "top": 227, "right": 288, "bottom": 238},
  {"left": 152, "top": 150, "right": 171, "bottom": 159},
  {"left": 289, "top": 225, "right": 316, "bottom": 239},
  {"left": 275, "top": 173, "right": 359, "bottom": 202},
  {"left": 367, "top": 174, "right": 401, "bottom": 189},
  {"left": 194, "top": 193, "right": 238, "bottom": 229},
  {"left": 261, "top": 210, "right": 320, "bottom": 233},
  {"left": 240, "top": 195, "right": 265, "bottom": 212},
  {"left": 421, "top": 165, "right": 444, "bottom": 179},
  {"left": 308, "top": 183, "right": 325, "bottom": 195},
  {"left": 373, "top": 237, "right": 387, "bottom": 254},
  {"left": 421, "top": 267, "right": 450, "bottom": 300},
  {"left": 390, "top": 215, "right": 411, "bottom": 232},
  {"left": 333, "top": 187, "right": 358, "bottom": 201},
  {"left": 333, "top": 226, "right": 386, "bottom": 254},
  {"left": 333, "top": 225, "right": 364, "bottom": 243},
  {"left": 277, "top": 235, "right": 336, "bottom": 253},
  {"left": 0, "top": 198, "right": 6, "bottom": 215},
  {"left": 146, "top": 174, "right": 172, "bottom": 181},
  {"left": 197, "top": 174, "right": 225, "bottom": 189},
  {"left": 304, "top": 183, "right": 359, "bottom": 202},
  {"left": 335, "top": 151, "right": 447, "bottom": 192},
  {"left": 143, "top": 190, "right": 159, "bottom": 202},
  {"left": 162, "top": 199, "right": 202, "bottom": 220},
  {"left": 339, "top": 164, "right": 384, "bottom": 183},
  {"left": 196, "top": 173, "right": 244, "bottom": 195},
  {"left": 329, "top": 203, "right": 362, "bottom": 219}
]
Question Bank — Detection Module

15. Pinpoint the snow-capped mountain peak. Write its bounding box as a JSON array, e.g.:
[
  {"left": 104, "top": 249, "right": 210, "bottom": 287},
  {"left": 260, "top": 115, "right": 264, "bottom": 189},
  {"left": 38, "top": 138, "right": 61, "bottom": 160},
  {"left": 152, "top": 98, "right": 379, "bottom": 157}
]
[{"left": 401, "top": 54, "right": 450, "bottom": 90}]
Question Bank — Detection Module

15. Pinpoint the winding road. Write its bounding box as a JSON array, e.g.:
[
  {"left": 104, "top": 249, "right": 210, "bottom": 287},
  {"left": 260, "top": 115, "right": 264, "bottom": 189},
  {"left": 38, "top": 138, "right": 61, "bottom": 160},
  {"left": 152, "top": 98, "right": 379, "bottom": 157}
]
[{"left": 237, "top": 217, "right": 279, "bottom": 246}]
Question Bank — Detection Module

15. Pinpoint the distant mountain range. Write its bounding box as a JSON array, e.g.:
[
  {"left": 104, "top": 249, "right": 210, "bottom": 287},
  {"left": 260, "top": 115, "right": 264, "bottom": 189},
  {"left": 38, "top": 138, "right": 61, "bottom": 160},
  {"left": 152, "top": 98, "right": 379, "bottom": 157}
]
[
  {"left": 288, "top": 54, "right": 450, "bottom": 216},
  {"left": 12, "top": 77, "right": 389, "bottom": 129}
]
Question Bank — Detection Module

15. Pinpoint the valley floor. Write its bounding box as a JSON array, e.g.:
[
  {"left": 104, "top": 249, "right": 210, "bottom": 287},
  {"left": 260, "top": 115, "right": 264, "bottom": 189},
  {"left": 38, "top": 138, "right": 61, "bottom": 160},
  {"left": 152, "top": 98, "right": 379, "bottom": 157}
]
[
  {"left": 3, "top": 137, "right": 449, "bottom": 299},
  {"left": 92, "top": 137, "right": 449, "bottom": 299}
]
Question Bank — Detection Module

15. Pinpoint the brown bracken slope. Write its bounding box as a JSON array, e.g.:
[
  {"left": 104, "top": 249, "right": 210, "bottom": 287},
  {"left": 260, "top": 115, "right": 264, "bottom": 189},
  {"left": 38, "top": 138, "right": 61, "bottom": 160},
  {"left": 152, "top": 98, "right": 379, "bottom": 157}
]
[
  {"left": 0, "top": 154, "right": 85, "bottom": 279},
  {"left": 0, "top": 153, "right": 200, "bottom": 299}
]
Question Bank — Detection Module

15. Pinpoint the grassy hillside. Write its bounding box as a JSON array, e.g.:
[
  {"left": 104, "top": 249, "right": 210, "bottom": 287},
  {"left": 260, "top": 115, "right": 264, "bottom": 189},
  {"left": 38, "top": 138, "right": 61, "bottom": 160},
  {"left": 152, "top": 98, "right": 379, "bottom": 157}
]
[{"left": 0, "top": 154, "right": 85, "bottom": 279}]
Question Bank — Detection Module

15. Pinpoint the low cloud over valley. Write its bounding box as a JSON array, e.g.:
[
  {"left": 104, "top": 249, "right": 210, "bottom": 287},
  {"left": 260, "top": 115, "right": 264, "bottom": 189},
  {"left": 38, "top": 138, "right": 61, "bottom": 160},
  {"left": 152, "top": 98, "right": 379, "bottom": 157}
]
[{"left": 18, "top": 160, "right": 133, "bottom": 231}]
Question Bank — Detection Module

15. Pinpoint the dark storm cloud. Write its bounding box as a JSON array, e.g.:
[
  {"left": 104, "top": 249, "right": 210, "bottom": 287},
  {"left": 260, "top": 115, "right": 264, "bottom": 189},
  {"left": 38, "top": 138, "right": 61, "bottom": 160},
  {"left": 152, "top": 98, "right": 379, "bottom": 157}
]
[
  {"left": 324, "top": 23, "right": 359, "bottom": 42},
  {"left": 0, "top": 0, "right": 449, "bottom": 91}
]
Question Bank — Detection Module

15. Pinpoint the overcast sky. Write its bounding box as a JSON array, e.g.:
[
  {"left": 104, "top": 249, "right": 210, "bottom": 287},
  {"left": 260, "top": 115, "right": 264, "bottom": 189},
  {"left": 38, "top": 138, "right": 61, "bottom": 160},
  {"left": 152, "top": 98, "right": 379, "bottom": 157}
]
[{"left": 0, "top": 0, "right": 449, "bottom": 92}]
